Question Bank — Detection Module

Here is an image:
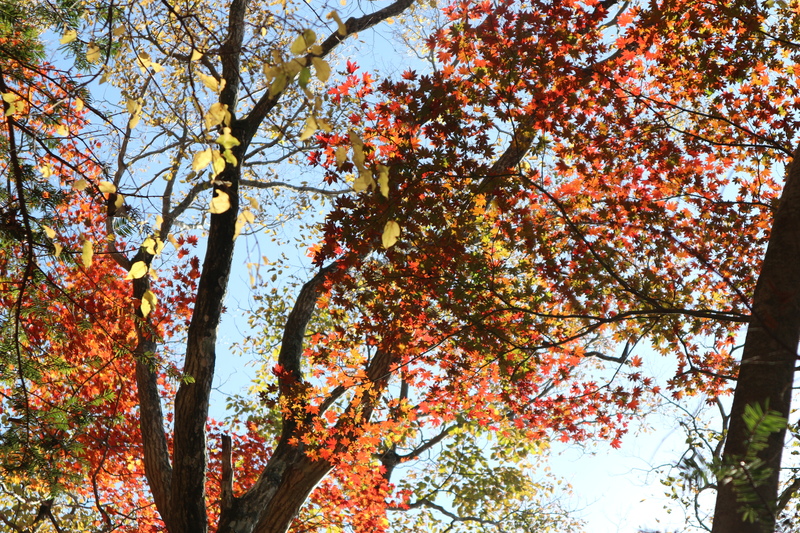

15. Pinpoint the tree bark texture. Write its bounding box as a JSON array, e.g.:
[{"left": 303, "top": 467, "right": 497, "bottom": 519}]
[{"left": 712, "top": 146, "right": 800, "bottom": 532}]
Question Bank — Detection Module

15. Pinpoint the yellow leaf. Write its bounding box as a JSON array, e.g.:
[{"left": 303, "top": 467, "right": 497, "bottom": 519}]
[
  {"left": 56, "top": 124, "right": 69, "bottom": 136},
  {"left": 197, "top": 72, "right": 223, "bottom": 92},
  {"left": 98, "top": 181, "right": 116, "bottom": 194},
  {"left": 222, "top": 149, "right": 238, "bottom": 166},
  {"left": 299, "top": 115, "right": 318, "bottom": 141},
  {"left": 167, "top": 234, "right": 179, "bottom": 248},
  {"left": 269, "top": 72, "right": 289, "bottom": 97},
  {"left": 249, "top": 197, "right": 260, "bottom": 209},
  {"left": 60, "top": 29, "right": 78, "bottom": 45},
  {"left": 317, "top": 118, "right": 332, "bottom": 133},
  {"left": 191, "top": 49, "right": 203, "bottom": 61},
  {"left": 75, "top": 98, "right": 84, "bottom": 112},
  {"left": 212, "top": 150, "right": 226, "bottom": 176},
  {"left": 126, "top": 261, "right": 148, "bottom": 280},
  {"left": 86, "top": 43, "right": 101, "bottom": 63},
  {"left": 129, "top": 114, "right": 141, "bottom": 129},
  {"left": 290, "top": 34, "right": 307, "bottom": 55},
  {"left": 192, "top": 148, "right": 213, "bottom": 171},
  {"left": 43, "top": 225, "right": 56, "bottom": 239},
  {"left": 353, "top": 169, "right": 373, "bottom": 192},
  {"left": 303, "top": 29, "right": 317, "bottom": 47},
  {"left": 352, "top": 144, "right": 365, "bottom": 169},
  {"left": 327, "top": 11, "right": 347, "bottom": 36},
  {"left": 114, "top": 193, "right": 124, "bottom": 209},
  {"left": 377, "top": 165, "right": 389, "bottom": 198},
  {"left": 39, "top": 165, "right": 53, "bottom": 178},
  {"left": 204, "top": 102, "right": 231, "bottom": 130},
  {"left": 82, "top": 240, "right": 94, "bottom": 268},
  {"left": 382, "top": 220, "right": 401, "bottom": 249},
  {"left": 261, "top": 27, "right": 267, "bottom": 37},
  {"left": 113, "top": 25, "right": 126, "bottom": 37},
  {"left": 141, "top": 290, "right": 157, "bottom": 318},
  {"left": 209, "top": 190, "right": 231, "bottom": 214},
  {"left": 54, "top": 242, "right": 63, "bottom": 258},
  {"left": 126, "top": 98, "right": 140, "bottom": 115},
  {"left": 73, "top": 179, "right": 88, "bottom": 191},
  {"left": 311, "top": 57, "right": 331, "bottom": 83},
  {"left": 234, "top": 210, "right": 255, "bottom": 240},
  {"left": 216, "top": 127, "right": 240, "bottom": 150},
  {"left": 156, "top": 215, "right": 164, "bottom": 227},
  {"left": 142, "top": 237, "right": 156, "bottom": 254},
  {"left": 335, "top": 146, "right": 347, "bottom": 166}
]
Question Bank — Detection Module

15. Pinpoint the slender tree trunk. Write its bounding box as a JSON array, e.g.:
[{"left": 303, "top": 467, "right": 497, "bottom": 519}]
[{"left": 712, "top": 146, "right": 800, "bottom": 532}]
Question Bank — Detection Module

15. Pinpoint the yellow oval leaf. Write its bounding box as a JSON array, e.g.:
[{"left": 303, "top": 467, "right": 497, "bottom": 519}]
[
  {"left": 126, "top": 260, "right": 148, "bottom": 280},
  {"left": 382, "top": 220, "right": 401, "bottom": 249},
  {"left": 209, "top": 190, "right": 231, "bottom": 214},
  {"left": 299, "top": 115, "right": 318, "bottom": 141},
  {"left": 377, "top": 165, "right": 389, "bottom": 198},
  {"left": 43, "top": 225, "right": 56, "bottom": 239},
  {"left": 60, "top": 29, "right": 78, "bottom": 45},
  {"left": 141, "top": 290, "right": 157, "bottom": 318},
  {"left": 86, "top": 43, "right": 101, "bottom": 63},
  {"left": 98, "top": 181, "right": 116, "bottom": 194},
  {"left": 54, "top": 242, "right": 63, "bottom": 258},
  {"left": 290, "top": 34, "right": 307, "bottom": 55},
  {"left": 82, "top": 240, "right": 94, "bottom": 268},
  {"left": 73, "top": 179, "right": 88, "bottom": 191},
  {"left": 311, "top": 57, "right": 331, "bottom": 83},
  {"left": 192, "top": 148, "right": 213, "bottom": 171}
]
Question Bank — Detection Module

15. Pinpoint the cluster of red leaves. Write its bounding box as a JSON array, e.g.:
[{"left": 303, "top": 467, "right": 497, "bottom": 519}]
[
  {"left": 0, "top": 50, "right": 198, "bottom": 529},
  {"left": 296, "top": 2, "right": 798, "bottom": 509}
]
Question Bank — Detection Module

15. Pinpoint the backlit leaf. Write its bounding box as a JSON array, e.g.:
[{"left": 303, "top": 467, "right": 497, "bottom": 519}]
[
  {"left": 141, "top": 290, "right": 157, "bottom": 318},
  {"left": 98, "top": 181, "right": 116, "bottom": 194},
  {"left": 382, "top": 220, "right": 401, "bottom": 249},
  {"left": 209, "top": 190, "right": 231, "bottom": 214},
  {"left": 126, "top": 261, "right": 149, "bottom": 280},
  {"left": 82, "top": 240, "right": 93, "bottom": 268},
  {"left": 60, "top": 29, "right": 77, "bottom": 44},
  {"left": 192, "top": 148, "right": 213, "bottom": 171},
  {"left": 86, "top": 43, "right": 101, "bottom": 63}
]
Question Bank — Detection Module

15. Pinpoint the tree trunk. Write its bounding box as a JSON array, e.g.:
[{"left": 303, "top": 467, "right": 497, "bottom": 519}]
[{"left": 712, "top": 146, "right": 800, "bottom": 532}]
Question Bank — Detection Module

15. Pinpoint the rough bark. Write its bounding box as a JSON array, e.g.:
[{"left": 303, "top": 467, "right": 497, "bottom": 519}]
[{"left": 711, "top": 146, "right": 800, "bottom": 532}]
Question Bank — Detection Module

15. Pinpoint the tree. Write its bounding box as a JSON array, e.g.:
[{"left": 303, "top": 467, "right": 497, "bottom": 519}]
[{"left": 5, "top": 0, "right": 800, "bottom": 532}]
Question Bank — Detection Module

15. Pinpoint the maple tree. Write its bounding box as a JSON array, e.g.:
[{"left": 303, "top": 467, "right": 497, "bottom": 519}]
[{"left": 4, "top": 0, "right": 800, "bottom": 531}]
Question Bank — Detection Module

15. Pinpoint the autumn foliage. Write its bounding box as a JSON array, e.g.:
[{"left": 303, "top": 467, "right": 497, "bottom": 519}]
[{"left": 2, "top": 0, "right": 800, "bottom": 531}]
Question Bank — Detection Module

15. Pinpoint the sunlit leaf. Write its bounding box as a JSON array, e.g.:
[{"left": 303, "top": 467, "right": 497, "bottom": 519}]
[
  {"left": 299, "top": 115, "right": 318, "bottom": 141},
  {"left": 217, "top": 127, "right": 241, "bottom": 150},
  {"left": 192, "top": 148, "right": 213, "bottom": 171},
  {"left": 98, "top": 181, "right": 116, "bottom": 194},
  {"left": 126, "top": 261, "right": 149, "bottom": 280},
  {"left": 81, "top": 240, "right": 93, "bottom": 268},
  {"left": 327, "top": 11, "right": 347, "bottom": 36},
  {"left": 60, "top": 29, "right": 77, "bottom": 44},
  {"left": 209, "top": 190, "right": 231, "bottom": 214},
  {"left": 312, "top": 57, "right": 331, "bottom": 82},
  {"left": 86, "top": 43, "right": 101, "bottom": 63},
  {"left": 382, "top": 220, "right": 401, "bottom": 249},
  {"left": 377, "top": 165, "right": 389, "bottom": 198},
  {"left": 141, "top": 290, "right": 157, "bottom": 318}
]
